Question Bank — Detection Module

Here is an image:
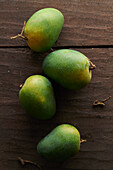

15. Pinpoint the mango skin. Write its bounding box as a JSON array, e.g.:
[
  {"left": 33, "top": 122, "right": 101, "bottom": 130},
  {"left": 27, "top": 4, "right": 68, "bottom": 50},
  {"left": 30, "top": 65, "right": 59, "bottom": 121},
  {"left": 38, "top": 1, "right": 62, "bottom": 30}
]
[
  {"left": 19, "top": 75, "right": 56, "bottom": 120},
  {"left": 37, "top": 124, "right": 80, "bottom": 162},
  {"left": 24, "top": 8, "right": 64, "bottom": 52},
  {"left": 43, "top": 49, "right": 92, "bottom": 90}
]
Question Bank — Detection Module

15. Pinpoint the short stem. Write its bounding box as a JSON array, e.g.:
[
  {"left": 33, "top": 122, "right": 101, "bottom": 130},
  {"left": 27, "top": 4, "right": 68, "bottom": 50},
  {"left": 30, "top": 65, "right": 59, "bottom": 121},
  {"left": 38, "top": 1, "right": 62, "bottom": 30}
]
[
  {"left": 89, "top": 60, "right": 96, "bottom": 70},
  {"left": 80, "top": 139, "right": 87, "bottom": 144},
  {"left": 19, "top": 84, "right": 23, "bottom": 88},
  {"left": 89, "top": 66, "right": 96, "bottom": 70}
]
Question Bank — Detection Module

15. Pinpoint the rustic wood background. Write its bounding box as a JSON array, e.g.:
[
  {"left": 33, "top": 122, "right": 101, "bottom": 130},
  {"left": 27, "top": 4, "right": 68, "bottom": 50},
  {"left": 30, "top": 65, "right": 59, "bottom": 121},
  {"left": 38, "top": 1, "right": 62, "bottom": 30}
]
[{"left": 0, "top": 0, "right": 113, "bottom": 170}]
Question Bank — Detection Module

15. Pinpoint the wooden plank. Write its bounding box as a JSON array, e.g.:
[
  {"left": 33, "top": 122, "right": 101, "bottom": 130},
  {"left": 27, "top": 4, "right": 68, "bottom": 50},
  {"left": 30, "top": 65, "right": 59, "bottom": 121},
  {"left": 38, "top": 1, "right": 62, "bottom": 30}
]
[
  {"left": 0, "top": 47, "right": 113, "bottom": 169},
  {"left": 0, "top": 0, "right": 113, "bottom": 47}
]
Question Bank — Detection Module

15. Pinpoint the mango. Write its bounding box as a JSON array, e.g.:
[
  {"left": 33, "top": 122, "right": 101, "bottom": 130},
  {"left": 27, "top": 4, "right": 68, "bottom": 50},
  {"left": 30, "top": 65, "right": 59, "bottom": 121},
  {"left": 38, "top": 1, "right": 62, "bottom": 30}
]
[
  {"left": 19, "top": 75, "right": 56, "bottom": 120},
  {"left": 43, "top": 49, "right": 95, "bottom": 90},
  {"left": 37, "top": 124, "right": 80, "bottom": 162},
  {"left": 23, "top": 8, "right": 64, "bottom": 52}
]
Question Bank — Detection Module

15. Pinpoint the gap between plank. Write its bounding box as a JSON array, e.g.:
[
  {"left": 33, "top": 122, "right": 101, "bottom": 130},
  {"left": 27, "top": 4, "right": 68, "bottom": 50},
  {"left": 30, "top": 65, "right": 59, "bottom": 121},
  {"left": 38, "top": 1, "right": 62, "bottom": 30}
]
[{"left": 0, "top": 45, "right": 113, "bottom": 49}]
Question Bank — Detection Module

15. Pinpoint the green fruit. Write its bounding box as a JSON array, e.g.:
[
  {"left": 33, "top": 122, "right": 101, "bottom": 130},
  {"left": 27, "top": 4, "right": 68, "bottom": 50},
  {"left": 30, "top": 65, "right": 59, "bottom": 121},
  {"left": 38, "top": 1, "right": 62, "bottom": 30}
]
[
  {"left": 43, "top": 49, "right": 95, "bottom": 90},
  {"left": 24, "top": 8, "right": 64, "bottom": 52},
  {"left": 37, "top": 124, "right": 80, "bottom": 162},
  {"left": 19, "top": 75, "right": 56, "bottom": 120}
]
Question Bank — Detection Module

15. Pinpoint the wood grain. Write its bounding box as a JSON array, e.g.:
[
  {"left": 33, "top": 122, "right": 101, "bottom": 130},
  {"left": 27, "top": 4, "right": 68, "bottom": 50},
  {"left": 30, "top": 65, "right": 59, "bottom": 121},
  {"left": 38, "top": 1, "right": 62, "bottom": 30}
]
[
  {"left": 0, "top": 48, "right": 113, "bottom": 170},
  {"left": 0, "top": 0, "right": 113, "bottom": 47}
]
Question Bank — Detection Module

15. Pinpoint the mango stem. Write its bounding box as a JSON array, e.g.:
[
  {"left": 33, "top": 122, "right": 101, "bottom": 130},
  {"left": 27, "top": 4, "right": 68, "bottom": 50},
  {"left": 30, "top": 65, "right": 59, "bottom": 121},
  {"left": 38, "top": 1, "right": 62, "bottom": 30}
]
[
  {"left": 93, "top": 96, "right": 111, "bottom": 106},
  {"left": 11, "top": 21, "right": 27, "bottom": 40},
  {"left": 80, "top": 139, "right": 87, "bottom": 144},
  {"left": 18, "top": 157, "right": 41, "bottom": 169},
  {"left": 19, "top": 84, "right": 23, "bottom": 88},
  {"left": 89, "top": 60, "right": 96, "bottom": 70}
]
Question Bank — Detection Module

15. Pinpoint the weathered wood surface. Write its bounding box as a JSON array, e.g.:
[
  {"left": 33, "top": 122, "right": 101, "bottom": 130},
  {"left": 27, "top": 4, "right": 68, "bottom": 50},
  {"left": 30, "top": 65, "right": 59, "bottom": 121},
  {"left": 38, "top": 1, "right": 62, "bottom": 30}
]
[
  {"left": 0, "top": 48, "right": 113, "bottom": 170},
  {"left": 0, "top": 0, "right": 113, "bottom": 47},
  {"left": 1, "top": 0, "right": 113, "bottom": 169}
]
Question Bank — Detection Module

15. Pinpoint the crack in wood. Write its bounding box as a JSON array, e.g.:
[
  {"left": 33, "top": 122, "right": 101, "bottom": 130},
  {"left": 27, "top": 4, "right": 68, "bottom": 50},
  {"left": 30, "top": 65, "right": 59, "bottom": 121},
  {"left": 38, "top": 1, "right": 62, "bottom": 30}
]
[{"left": 0, "top": 45, "right": 113, "bottom": 49}]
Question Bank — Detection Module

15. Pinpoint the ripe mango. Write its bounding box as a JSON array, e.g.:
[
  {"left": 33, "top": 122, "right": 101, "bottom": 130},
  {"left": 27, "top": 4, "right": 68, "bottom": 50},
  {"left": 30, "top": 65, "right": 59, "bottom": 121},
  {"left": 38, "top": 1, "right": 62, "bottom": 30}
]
[
  {"left": 24, "top": 8, "right": 64, "bottom": 52},
  {"left": 43, "top": 49, "right": 95, "bottom": 90},
  {"left": 37, "top": 124, "right": 80, "bottom": 162},
  {"left": 19, "top": 75, "right": 56, "bottom": 120}
]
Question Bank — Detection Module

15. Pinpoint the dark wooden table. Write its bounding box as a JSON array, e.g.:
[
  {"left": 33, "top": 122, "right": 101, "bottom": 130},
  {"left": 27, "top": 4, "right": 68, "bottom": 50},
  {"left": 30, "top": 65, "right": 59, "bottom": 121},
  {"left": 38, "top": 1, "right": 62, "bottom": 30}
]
[{"left": 0, "top": 1, "right": 113, "bottom": 170}]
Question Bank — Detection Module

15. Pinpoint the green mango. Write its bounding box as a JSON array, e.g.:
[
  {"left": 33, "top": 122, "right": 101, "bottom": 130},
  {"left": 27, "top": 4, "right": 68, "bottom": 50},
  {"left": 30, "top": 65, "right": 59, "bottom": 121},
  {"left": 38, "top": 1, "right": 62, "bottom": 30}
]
[
  {"left": 37, "top": 124, "right": 80, "bottom": 162},
  {"left": 19, "top": 75, "right": 56, "bottom": 120},
  {"left": 24, "top": 8, "right": 64, "bottom": 52},
  {"left": 43, "top": 49, "right": 95, "bottom": 90}
]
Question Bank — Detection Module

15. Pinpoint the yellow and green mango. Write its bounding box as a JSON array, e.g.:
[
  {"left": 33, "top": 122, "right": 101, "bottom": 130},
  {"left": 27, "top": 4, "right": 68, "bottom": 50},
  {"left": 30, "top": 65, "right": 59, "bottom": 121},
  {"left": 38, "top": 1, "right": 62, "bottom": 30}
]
[
  {"left": 24, "top": 8, "right": 64, "bottom": 52},
  {"left": 19, "top": 75, "right": 56, "bottom": 120},
  {"left": 43, "top": 49, "right": 95, "bottom": 90},
  {"left": 37, "top": 124, "right": 80, "bottom": 162}
]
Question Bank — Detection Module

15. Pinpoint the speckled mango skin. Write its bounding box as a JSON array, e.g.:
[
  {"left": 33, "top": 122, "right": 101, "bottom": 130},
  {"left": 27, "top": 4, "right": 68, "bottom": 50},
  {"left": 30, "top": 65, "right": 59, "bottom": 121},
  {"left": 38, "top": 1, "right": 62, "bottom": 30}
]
[
  {"left": 43, "top": 49, "right": 92, "bottom": 90},
  {"left": 19, "top": 75, "right": 56, "bottom": 120},
  {"left": 37, "top": 124, "right": 80, "bottom": 162},
  {"left": 24, "top": 8, "right": 64, "bottom": 52}
]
